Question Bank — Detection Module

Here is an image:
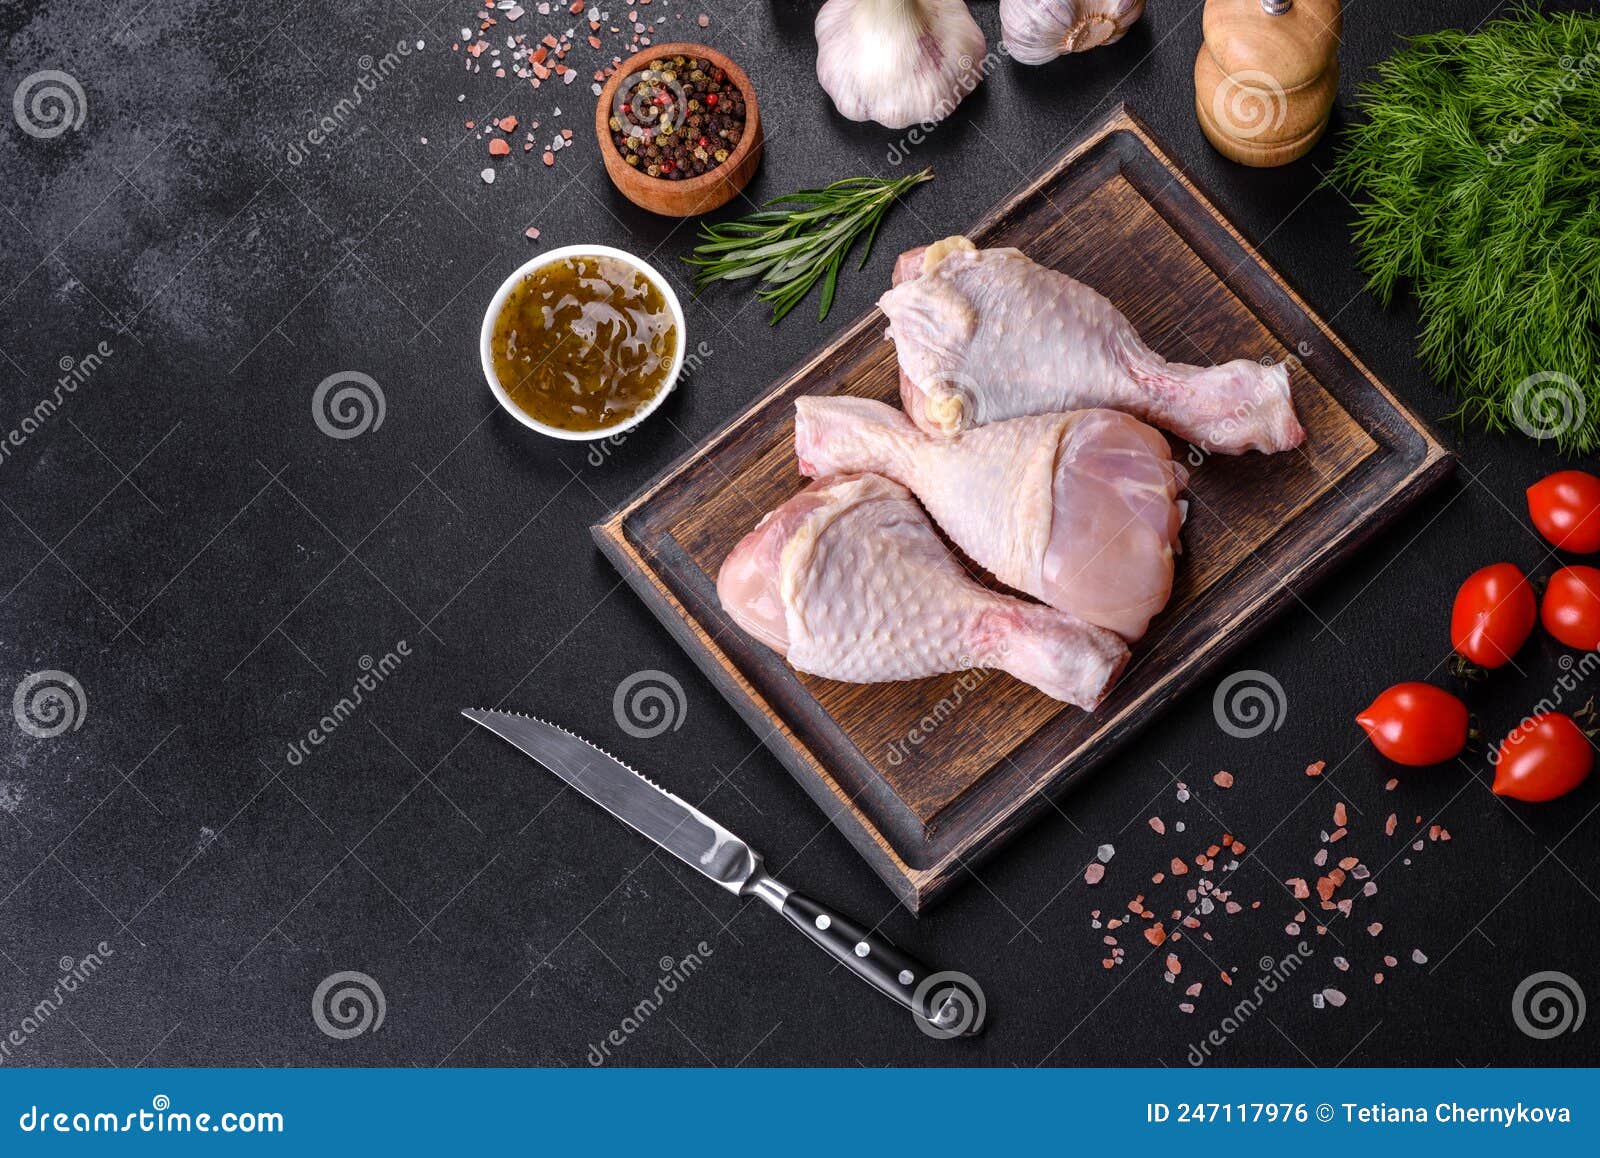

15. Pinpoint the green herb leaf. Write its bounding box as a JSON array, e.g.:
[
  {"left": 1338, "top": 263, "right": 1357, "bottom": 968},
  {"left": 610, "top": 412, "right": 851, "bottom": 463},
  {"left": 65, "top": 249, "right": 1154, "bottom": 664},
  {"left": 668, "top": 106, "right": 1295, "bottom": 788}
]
[
  {"left": 1330, "top": 5, "right": 1600, "bottom": 452},
  {"left": 683, "top": 169, "right": 934, "bottom": 325}
]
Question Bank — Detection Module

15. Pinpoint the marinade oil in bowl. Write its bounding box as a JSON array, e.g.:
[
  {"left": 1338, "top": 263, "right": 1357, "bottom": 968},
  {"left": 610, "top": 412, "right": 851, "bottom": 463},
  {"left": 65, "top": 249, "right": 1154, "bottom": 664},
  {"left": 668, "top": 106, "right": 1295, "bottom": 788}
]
[{"left": 480, "top": 245, "right": 685, "bottom": 440}]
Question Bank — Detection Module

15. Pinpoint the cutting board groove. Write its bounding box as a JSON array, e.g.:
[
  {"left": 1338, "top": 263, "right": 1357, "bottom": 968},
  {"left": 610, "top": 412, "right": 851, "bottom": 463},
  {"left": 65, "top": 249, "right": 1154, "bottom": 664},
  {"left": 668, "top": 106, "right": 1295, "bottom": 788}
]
[{"left": 593, "top": 105, "right": 1452, "bottom": 913}]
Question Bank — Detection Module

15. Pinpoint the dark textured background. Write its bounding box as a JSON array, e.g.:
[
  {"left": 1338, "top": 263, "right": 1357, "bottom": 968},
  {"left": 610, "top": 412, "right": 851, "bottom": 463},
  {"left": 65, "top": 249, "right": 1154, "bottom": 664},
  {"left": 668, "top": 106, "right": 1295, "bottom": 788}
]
[{"left": 2, "top": 0, "right": 1596, "bottom": 1068}]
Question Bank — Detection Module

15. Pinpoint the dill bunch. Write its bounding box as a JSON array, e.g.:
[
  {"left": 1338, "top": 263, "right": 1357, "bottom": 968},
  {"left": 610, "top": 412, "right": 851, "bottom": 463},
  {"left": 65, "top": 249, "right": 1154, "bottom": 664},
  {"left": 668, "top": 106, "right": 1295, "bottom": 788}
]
[{"left": 1330, "top": 7, "right": 1600, "bottom": 452}]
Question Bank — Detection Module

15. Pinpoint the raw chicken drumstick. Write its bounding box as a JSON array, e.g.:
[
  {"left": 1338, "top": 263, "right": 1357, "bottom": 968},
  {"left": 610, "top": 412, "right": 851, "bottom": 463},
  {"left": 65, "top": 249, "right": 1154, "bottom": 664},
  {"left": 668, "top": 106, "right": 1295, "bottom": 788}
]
[
  {"left": 881, "top": 236, "right": 1305, "bottom": 454},
  {"left": 717, "top": 474, "right": 1129, "bottom": 709},
  {"left": 796, "top": 396, "right": 1187, "bottom": 642}
]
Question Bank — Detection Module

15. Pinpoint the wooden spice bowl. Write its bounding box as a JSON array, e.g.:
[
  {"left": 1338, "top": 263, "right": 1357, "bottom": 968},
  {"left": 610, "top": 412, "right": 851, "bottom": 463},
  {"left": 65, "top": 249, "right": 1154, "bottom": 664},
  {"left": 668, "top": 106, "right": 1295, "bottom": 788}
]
[{"left": 594, "top": 42, "right": 762, "bottom": 217}]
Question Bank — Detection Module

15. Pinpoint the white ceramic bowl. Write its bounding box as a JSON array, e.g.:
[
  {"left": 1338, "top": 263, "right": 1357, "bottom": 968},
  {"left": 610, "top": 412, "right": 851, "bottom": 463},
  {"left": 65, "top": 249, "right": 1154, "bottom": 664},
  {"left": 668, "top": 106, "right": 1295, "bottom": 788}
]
[{"left": 479, "top": 244, "right": 687, "bottom": 441}]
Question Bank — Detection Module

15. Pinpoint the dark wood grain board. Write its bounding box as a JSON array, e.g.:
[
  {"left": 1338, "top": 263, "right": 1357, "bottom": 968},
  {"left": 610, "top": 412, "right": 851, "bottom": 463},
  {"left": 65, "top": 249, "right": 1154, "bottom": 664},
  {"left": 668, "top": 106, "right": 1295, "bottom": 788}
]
[{"left": 592, "top": 105, "right": 1453, "bottom": 913}]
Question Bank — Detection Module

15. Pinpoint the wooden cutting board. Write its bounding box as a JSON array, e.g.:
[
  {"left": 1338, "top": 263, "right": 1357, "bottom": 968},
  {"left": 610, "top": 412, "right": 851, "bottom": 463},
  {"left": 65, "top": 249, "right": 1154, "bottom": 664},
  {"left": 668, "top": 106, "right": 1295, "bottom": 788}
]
[{"left": 593, "top": 105, "right": 1452, "bottom": 913}]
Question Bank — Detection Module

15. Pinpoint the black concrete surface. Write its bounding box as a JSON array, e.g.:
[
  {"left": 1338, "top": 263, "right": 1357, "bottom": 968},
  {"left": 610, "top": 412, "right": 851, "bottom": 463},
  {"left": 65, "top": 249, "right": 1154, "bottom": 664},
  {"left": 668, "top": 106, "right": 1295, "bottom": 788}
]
[{"left": 1, "top": 0, "right": 1596, "bottom": 1066}]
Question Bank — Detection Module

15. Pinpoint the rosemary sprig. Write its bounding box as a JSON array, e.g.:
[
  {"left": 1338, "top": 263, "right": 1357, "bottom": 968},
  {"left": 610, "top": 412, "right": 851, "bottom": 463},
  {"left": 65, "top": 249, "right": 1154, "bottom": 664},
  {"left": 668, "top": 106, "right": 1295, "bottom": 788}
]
[{"left": 684, "top": 168, "right": 934, "bottom": 324}]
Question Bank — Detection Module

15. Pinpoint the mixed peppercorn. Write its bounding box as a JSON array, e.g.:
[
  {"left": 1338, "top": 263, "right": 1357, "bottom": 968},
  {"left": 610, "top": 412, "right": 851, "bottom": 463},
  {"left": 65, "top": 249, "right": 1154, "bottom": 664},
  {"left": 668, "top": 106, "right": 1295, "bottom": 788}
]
[{"left": 608, "top": 55, "right": 746, "bottom": 180}]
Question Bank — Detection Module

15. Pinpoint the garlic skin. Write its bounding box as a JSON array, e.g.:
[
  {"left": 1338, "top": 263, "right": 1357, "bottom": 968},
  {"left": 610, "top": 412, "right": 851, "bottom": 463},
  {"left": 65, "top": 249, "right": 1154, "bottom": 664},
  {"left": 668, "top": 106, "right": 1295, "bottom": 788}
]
[
  {"left": 815, "top": 0, "right": 988, "bottom": 130},
  {"left": 1000, "top": 0, "right": 1145, "bottom": 65}
]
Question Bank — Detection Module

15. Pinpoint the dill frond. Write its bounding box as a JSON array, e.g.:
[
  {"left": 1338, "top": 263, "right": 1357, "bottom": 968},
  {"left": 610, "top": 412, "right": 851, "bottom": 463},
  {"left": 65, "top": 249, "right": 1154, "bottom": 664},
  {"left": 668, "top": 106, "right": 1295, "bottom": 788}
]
[{"left": 1329, "top": 6, "right": 1600, "bottom": 452}]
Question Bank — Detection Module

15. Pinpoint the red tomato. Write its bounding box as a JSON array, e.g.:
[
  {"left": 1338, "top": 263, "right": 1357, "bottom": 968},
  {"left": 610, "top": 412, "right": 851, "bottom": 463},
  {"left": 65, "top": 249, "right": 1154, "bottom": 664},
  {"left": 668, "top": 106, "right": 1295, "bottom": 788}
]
[
  {"left": 1527, "top": 470, "right": 1600, "bottom": 553},
  {"left": 1450, "top": 563, "right": 1536, "bottom": 668},
  {"left": 1541, "top": 565, "right": 1600, "bottom": 650},
  {"left": 1355, "top": 682, "right": 1470, "bottom": 766},
  {"left": 1492, "top": 714, "right": 1594, "bottom": 802}
]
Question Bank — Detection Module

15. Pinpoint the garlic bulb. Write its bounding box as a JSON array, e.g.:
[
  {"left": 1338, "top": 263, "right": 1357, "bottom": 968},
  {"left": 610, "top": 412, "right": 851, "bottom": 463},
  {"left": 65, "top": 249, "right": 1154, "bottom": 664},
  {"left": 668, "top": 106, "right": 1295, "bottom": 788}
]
[
  {"left": 815, "top": 0, "right": 987, "bottom": 130},
  {"left": 1000, "top": 0, "right": 1145, "bottom": 65}
]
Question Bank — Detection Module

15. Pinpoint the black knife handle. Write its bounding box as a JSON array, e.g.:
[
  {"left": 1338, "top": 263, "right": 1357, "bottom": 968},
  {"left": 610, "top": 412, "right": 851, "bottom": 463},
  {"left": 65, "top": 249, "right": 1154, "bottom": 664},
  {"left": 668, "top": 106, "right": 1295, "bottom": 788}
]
[{"left": 778, "top": 890, "right": 984, "bottom": 1037}]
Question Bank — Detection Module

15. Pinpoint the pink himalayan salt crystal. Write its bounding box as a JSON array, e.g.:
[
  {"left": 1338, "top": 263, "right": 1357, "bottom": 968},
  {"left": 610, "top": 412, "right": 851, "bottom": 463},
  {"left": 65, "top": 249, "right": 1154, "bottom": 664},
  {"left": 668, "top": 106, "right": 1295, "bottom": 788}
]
[{"left": 1084, "top": 862, "right": 1105, "bottom": 885}]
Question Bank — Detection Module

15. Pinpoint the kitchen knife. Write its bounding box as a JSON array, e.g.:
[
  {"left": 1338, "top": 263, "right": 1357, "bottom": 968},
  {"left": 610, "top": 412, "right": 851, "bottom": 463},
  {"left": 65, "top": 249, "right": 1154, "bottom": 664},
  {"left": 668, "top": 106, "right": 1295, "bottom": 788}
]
[{"left": 462, "top": 707, "right": 983, "bottom": 1037}]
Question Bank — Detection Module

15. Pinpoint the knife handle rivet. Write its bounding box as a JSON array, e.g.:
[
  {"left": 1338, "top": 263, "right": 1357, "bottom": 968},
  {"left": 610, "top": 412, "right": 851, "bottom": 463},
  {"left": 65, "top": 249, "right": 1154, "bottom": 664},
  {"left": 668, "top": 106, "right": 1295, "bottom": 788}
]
[
  {"left": 854, "top": 941, "right": 870, "bottom": 958},
  {"left": 898, "top": 970, "right": 914, "bottom": 985},
  {"left": 814, "top": 915, "right": 831, "bottom": 931}
]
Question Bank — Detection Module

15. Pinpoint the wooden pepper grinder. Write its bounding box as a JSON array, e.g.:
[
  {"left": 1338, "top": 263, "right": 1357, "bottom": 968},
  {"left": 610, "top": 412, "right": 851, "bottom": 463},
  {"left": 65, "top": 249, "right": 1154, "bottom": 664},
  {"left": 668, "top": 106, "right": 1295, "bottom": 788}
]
[{"left": 1195, "top": 0, "right": 1342, "bottom": 167}]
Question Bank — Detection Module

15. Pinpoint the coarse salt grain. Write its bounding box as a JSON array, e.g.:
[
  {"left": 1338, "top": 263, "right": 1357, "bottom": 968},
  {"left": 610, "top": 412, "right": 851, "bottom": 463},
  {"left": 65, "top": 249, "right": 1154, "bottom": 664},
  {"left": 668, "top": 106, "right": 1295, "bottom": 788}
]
[
  {"left": 1097, "top": 843, "right": 1115, "bottom": 863},
  {"left": 1084, "top": 862, "right": 1105, "bottom": 885}
]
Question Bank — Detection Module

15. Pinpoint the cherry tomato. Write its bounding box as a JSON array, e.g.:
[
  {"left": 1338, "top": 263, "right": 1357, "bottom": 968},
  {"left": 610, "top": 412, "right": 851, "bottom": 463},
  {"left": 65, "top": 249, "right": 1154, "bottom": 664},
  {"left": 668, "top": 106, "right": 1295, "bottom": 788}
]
[
  {"left": 1541, "top": 565, "right": 1600, "bottom": 650},
  {"left": 1356, "top": 683, "right": 1470, "bottom": 766},
  {"left": 1450, "top": 563, "right": 1536, "bottom": 668},
  {"left": 1527, "top": 470, "right": 1600, "bottom": 553},
  {"left": 1492, "top": 713, "right": 1593, "bottom": 802}
]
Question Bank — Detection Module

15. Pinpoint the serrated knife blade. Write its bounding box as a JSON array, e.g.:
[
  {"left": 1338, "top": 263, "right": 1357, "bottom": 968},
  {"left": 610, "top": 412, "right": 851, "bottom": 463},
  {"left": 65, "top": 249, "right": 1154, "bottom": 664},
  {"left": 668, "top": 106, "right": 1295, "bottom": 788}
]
[
  {"left": 460, "top": 707, "right": 758, "bottom": 893},
  {"left": 462, "top": 707, "right": 984, "bottom": 1037}
]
